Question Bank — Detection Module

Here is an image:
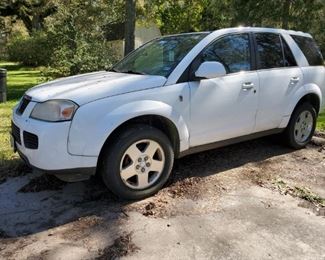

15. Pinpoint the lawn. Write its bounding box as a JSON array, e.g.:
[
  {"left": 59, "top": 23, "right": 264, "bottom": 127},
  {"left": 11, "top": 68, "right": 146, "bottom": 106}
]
[
  {"left": 0, "top": 62, "right": 45, "bottom": 180},
  {"left": 0, "top": 62, "right": 324, "bottom": 180}
]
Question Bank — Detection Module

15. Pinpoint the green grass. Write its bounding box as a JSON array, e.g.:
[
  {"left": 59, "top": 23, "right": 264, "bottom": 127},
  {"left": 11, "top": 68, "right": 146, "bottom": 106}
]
[
  {"left": 0, "top": 62, "right": 44, "bottom": 181},
  {"left": 317, "top": 110, "right": 325, "bottom": 131}
]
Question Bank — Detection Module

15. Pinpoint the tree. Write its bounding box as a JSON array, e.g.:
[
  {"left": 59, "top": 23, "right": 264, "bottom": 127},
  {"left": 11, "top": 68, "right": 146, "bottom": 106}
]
[
  {"left": 144, "top": 0, "right": 207, "bottom": 34},
  {"left": 0, "top": 0, "right": 57, "bottom": 34},
  {"left": 124, "top": 0, "right": 136, "bottom": 56},
  {"left": 44, "top": 0, "right": 120, "bottom": 75},
  {"left": 145, "top": 0, "right": 324, "bottom": 53}
]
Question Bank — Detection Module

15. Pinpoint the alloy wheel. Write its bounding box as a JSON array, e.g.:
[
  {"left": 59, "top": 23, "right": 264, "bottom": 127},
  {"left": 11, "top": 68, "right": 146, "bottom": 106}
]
[
  {"left": 119, "top": 139, "right": 165, "bottom": 190},
  {"left": 294, "top": 110, "right": 313, "bottom": 144}
]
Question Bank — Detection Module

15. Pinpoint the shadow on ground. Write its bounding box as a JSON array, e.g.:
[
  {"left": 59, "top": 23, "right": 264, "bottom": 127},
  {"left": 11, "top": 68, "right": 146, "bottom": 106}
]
[{"left": 0, "top": 137, "right": 293, "bottom": 238}]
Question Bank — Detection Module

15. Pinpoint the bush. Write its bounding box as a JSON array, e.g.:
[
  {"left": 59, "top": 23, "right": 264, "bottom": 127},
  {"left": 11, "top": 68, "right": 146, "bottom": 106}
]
[
  {"left": 43, "top": 0, "right": 121, "bottom": 77},
  {"left": 7, "top": 33, "right": 53, "bottom": 67},
  {"left": 5, "top": 1, "right": 122, "bottom": 75},
  {"left": 48, "top": 35, "right": 118, "bottom": 77}
]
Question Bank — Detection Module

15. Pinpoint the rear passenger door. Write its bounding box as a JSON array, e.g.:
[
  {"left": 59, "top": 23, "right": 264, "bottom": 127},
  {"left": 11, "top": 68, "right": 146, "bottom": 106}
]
[{"left": 254, "top": 32, "right": 303, "bottom": 132}]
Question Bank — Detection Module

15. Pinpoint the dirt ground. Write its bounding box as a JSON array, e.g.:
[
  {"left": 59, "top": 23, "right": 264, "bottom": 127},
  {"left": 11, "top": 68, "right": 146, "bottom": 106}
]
[{"left": 0, "top": 135, "right": 325, "bottom": 260}]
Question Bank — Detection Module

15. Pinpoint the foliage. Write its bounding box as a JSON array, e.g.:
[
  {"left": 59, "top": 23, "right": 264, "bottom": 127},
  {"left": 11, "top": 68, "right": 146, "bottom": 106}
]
[
  {"left": 7, "top": 32, "right": 53, "bottom": 66},
  {"left": 0, "top": 0, "right": 57, "bottom": 33},
  {"left": 43, "top": 0, "right": 123, "bottom": 76},
  {"left": 1, "top": 0, "right": 324, "bottom": 74},
  {"left": 4, "top": 1, "right": 125, "bottom": 76},
  {"left": 143, "top": 0, "right": 206, "bottom": 34},
  {"left": 145, "top": 0, "right": 325, "bottom": 53}
]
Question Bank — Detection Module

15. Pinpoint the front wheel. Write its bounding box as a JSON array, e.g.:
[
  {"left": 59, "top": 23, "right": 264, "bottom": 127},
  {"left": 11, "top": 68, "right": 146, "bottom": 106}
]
[
  {"left": 284, "top": 103, "right": 317, "bottom": 149},
  {"left": 100, "top": 125, "right": 174, "bottom": 200}
]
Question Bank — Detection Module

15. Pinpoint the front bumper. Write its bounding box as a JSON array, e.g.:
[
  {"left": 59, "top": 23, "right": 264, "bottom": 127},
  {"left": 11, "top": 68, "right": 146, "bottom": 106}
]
[{"left": 11, "top": 101, "right": 97, "bottom": 181}]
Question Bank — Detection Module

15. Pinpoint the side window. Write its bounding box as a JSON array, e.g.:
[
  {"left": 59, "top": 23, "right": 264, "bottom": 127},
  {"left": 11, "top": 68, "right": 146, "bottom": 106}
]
[
  {"left": 255, "top": 33, "right": 283, "bottom": 69},
  {"left": 201, "top": 34, "right": 251, "bottom": 74},
  {"left": 291, "top": 35, "right": 323, "bottom": 66},
  {"left": 281, "top": 37, "right": 297, "bottom": 67}
]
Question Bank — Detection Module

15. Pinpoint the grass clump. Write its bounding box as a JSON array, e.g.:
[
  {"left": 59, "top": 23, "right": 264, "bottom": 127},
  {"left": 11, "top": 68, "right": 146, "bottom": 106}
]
[{"left": 273, "top": 179, "right": 325, "bottom": 208}]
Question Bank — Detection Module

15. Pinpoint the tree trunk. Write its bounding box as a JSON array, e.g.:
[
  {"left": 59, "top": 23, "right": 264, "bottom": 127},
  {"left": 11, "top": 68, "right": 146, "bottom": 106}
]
[{"left": 124, "top": 0, "right": 136, "bottom": 56}]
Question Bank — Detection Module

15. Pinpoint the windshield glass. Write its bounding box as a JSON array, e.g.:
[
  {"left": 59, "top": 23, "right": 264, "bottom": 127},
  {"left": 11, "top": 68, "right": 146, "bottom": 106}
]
[{"left": 113, "top": 33, "right": 209, "bottom": 77}]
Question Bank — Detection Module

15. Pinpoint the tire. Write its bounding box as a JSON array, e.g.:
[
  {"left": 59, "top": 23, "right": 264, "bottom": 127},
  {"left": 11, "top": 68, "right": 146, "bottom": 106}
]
[
  {"left": 284, "top": 102, "right": 317, "bottom": 149},
  {"left": 100, "top": 124, "right": 174, "bottom": 200}
]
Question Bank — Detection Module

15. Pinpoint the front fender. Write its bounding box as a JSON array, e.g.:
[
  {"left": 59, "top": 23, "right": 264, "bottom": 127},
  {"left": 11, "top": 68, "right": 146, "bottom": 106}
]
[{"left": 68, "top": 99, "right": 189, "bottom": 156}]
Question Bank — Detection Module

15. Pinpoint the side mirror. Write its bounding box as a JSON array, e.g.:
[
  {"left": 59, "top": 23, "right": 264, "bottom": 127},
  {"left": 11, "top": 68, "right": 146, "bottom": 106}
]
[{"left": 195, "top": 61, "right": 226, "bottom": 79}]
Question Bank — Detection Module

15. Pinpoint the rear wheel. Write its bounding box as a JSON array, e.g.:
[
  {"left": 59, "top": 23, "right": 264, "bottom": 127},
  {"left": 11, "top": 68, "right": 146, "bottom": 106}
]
[
  {"left": 284, "top": 103, "right": 317, "bottom": 149},
  {"left": 100, "top": 124, "right": 174, "bottom": 200}
]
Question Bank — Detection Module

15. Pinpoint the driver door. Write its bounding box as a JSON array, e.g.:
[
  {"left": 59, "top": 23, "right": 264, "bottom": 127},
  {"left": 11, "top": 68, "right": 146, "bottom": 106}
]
[{"left": 189, "top": 33, "right": 259, "bottom": 147}]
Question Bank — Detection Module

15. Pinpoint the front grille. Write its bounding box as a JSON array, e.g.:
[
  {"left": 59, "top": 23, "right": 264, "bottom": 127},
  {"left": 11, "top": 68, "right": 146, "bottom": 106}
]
[
  {"left": 23, "top": 131, "right": 39, "bottom": 149},
  {"left": 11, "top": 121, "right": 21, "bottom": 145},
  {"left": 17, "top": 95, "right": 31, "bottom": 115}
]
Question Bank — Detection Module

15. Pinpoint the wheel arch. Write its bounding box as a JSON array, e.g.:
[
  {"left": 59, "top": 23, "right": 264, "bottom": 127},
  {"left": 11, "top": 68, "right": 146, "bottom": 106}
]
[
  {"left": 291, "top": 92, "right": 321, "bottom": 115},
  {"left": 286, "top": 84, "right": 322, "bottom": 117},
  {"left": 98, "top": 114, "right": 181, "bottom": 162}
]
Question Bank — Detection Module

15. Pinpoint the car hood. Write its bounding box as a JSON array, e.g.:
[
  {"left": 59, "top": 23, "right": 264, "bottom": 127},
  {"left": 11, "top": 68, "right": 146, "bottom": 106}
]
[{"left": 26, "top": 71, "right": 167, "bottom": 105}]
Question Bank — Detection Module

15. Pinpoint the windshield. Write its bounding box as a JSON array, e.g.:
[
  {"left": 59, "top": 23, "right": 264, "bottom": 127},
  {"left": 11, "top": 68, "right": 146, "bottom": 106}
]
[{"left": 113, "top": 33, "right": 209, "bottom": 77}]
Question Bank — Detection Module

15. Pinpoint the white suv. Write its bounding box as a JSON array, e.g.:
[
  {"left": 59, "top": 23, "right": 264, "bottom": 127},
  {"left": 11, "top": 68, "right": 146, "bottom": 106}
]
[{"left": 11, "top": 27, "right": 325, "bottom": 199}]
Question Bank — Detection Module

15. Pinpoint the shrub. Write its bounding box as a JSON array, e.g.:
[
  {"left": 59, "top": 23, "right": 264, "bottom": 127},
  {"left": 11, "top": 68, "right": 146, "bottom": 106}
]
[
  {"left": 48, "top": 35, "right": 118, "bottom": 77},
  {"left": 43, "top": 0, "right": 121, "bottom": 76},
  {"left": 7, "top": 33, "right": 53, "bottom": 67}
]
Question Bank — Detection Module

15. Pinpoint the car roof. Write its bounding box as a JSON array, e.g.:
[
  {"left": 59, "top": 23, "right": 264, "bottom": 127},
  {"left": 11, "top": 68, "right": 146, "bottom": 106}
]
[
  {"left": 218, "top": 27, "right": 312, "bottom": 37},
  {"left": 165, "top": 27, "right": 312, "bottom": 38}
]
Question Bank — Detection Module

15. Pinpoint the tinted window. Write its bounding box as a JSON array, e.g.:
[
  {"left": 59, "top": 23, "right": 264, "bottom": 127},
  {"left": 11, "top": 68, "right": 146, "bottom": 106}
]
[
  {"left": 281, "top": 37, "right": 297, "bottom": 67},
  {"left": 255, "top": 33, "right": 283, "bottom": 69},
  {"left": 201, "top": 34, "right": 251, "bottom": 74},
  {"left": 291, "top": 35, "right": 323, "bottom": 66}
]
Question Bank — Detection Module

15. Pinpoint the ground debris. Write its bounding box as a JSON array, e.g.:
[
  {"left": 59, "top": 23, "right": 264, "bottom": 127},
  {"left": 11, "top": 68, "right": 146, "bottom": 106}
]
[
  {"left": 142, "top": 202, "right": 155, "bottom": 216},
  {"left": 131, "top": 198, "right": 169, "bottom": 217},
  {"left": 244, "top": 163, "right": 275, "bottom": 187},
  {"left": 272, "top": 179, "right": 325, "bottom": 211},
  {"left": 314, "top": 131, "right": 325, "bottom": 139},
  {"left": 18, "top": 174, "right": 65, "bottom": 193},
  {"left": 76, "top": 215, "right": 103, "bottom": 228},
  {"left": 96, "top": 232, "right": 139, "bottom": 260},
  {"left": 165, "top": 177, "right": 203, "bottom": 199}
]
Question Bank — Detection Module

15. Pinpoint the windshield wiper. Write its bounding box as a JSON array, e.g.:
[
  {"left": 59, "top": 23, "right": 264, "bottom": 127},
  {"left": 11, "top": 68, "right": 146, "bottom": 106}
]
[{"left": 121, "top": 70, "right": 146, "bottom": 75}]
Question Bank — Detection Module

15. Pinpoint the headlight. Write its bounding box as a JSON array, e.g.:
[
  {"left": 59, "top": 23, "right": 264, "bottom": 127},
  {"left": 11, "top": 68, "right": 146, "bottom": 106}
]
[{"left": 30, "top": 100, "right": 78, "bottom": 122}]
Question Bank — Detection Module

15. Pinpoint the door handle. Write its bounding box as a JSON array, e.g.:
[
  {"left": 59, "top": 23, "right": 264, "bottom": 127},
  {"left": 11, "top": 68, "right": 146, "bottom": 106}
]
[
  {"left": 242, "top": 82, "right": 254, "bottom": 91},
  {"left": 290, "top": 76, "right": 300, "bottom": 83}
]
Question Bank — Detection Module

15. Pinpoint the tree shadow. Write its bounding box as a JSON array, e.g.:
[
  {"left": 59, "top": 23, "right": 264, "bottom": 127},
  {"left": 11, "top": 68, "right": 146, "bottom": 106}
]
[{"left": 0, "top": 136, "right": 293, "bottom": 239}]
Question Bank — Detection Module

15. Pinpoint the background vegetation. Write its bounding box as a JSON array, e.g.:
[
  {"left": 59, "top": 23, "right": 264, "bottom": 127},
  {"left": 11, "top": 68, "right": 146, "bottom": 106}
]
[{"left": 1, "top": 0, "right": 324, "bottom": 77}]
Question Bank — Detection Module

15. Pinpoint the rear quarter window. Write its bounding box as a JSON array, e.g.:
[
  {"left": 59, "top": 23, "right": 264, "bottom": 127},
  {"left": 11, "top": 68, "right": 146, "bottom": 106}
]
[{"left": 291, "top": 35, "right": 324, "bottom": 66}]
